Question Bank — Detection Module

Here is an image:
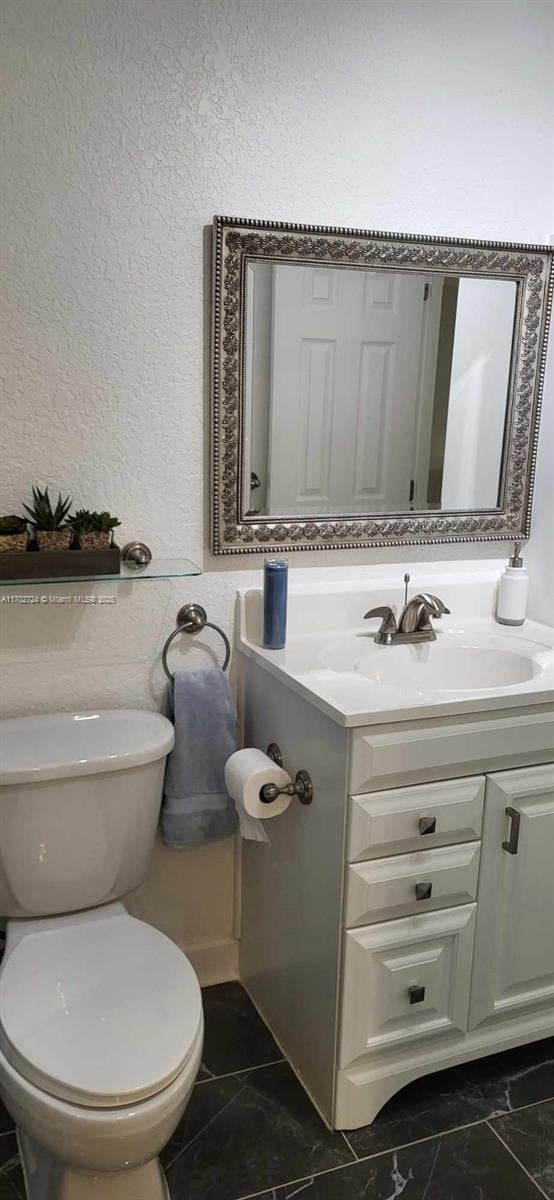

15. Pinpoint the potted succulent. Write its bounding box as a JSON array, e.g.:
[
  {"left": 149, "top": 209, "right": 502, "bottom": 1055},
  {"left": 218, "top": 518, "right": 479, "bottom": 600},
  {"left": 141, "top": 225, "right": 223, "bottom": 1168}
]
[
  {"left": 69, "top": 509, "right": 121, "bottom": 551},
  {"left": 23, "top": 486, "right": 73, "bottom": 551},
  {"left": 0, "top": 515, "right": 28, "bottom": 553}
]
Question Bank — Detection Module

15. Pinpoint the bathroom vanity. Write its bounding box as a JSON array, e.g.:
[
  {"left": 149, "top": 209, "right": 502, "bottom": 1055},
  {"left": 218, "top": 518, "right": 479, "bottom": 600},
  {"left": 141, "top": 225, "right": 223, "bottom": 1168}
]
[
  {"left": 215, "top": 214, "right": 554, "bottom": 1130},
  {"left": 237, "top": 566, "right": 554, "bottom": 1129}
]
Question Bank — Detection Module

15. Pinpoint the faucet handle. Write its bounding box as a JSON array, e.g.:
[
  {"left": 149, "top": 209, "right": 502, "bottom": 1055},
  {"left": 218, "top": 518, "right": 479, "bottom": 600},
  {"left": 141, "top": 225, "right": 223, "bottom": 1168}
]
[
  {"left": 364, "top": 605, "right": 397, "bottom": 645},
  {"left": 417, "top": 593, "right": 451, "bottom": 618},
  {"left": 364, "top": 605, "right": 394, "bottom": 621}
]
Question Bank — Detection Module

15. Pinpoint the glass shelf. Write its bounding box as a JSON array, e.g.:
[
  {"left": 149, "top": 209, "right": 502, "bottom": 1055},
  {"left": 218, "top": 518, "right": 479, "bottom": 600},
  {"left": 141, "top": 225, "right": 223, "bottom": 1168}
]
[{"left": 0, "top": 557, "right": 202, "bottom": 587}]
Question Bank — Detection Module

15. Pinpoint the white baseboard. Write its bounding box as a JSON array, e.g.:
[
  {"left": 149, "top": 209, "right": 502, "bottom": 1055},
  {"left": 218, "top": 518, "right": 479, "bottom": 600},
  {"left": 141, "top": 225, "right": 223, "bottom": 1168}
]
[{"left": 183, "top": 936, "right": 239, "bottom": 986}]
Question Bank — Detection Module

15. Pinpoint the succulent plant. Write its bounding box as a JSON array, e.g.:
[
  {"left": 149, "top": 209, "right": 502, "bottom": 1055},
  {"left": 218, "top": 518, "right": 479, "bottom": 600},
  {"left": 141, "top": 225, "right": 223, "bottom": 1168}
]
[
  {"left": 69, "top": 509, "right": 121, "bottom": 534},
  {"left": 0, "top": 515, "right": 27, "bottom": 536},
  {"left": 22, "top": 486, "right": 72, "bottom": 531}
]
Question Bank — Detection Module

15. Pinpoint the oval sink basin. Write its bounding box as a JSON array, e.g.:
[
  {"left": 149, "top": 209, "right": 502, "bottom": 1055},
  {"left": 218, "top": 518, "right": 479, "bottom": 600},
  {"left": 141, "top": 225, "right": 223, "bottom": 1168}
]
[
  {"left": 318, "top": 629, "right": 552, "bottom": 694},
  {"left": 360, "top": 644, "right": 540, "bottom": 691}
]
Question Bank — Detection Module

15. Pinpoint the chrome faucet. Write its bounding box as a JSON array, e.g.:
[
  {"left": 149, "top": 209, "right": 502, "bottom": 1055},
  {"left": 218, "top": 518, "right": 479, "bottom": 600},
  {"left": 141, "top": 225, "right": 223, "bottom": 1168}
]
[{"left": 364, "top": 576, "right": 450, "bottom": 645}]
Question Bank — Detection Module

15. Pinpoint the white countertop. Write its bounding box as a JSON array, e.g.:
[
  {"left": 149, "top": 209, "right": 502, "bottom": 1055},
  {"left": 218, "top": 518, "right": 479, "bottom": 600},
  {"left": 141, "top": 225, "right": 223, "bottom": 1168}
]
[{"left": 237, "top": 565, "right": 554, "bottom": 728}]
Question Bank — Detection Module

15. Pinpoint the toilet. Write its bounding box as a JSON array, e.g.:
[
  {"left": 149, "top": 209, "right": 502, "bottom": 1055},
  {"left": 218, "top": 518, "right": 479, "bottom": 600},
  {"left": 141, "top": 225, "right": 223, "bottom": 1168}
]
[{"left": 0, "top": 709, "right": 203, "bottom": 1200}]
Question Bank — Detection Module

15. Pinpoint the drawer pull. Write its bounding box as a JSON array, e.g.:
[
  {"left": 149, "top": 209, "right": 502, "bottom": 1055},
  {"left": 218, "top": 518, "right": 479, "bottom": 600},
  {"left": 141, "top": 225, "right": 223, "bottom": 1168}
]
[
  {"left": 502, "top": 806, "right": 521, "bottom": 855},
  {"left": 409, "top": 985, "right": 426, "bottom": 1004},
  {"left": 415, "top": 881, "right": 433, "bottom": 902},
  {"left": 419, "top": 816, "right": 437, "bottom": 835}
]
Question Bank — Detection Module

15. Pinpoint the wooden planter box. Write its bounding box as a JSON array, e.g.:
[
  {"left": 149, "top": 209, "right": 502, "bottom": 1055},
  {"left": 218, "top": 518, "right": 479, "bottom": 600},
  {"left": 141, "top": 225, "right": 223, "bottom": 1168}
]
[{"left": 0, "top": 543, "right": 121, "bottom": 581}]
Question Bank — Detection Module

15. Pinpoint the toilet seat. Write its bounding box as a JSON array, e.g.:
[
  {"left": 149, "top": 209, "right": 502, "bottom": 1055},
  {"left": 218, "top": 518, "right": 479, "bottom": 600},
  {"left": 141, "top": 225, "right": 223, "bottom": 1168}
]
[{"left": 0, "top": 913, "right": 202, "bottom": 1108}]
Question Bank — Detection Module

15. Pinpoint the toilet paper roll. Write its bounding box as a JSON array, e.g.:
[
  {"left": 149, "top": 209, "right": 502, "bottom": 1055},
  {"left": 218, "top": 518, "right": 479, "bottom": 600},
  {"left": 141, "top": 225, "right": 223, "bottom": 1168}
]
[{"left": 225, "top": 748, "right": 292, "bottom": 842}]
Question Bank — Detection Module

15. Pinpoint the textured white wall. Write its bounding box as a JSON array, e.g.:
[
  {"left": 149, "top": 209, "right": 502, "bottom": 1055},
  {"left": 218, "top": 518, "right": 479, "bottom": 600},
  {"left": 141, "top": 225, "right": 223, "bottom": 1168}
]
[{"left": 2, "top": 0, "right": 553, "bottom": 976}]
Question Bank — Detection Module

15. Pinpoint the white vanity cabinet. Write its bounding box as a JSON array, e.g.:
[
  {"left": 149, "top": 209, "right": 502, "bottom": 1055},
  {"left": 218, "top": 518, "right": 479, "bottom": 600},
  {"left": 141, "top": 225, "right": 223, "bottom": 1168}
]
[{"left": 240, "top": 659, "right": 554, "bottom": 1130}]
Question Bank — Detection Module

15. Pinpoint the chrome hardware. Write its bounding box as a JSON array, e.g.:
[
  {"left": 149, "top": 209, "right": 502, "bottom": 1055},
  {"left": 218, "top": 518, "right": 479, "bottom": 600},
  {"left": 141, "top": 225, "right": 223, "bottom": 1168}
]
[
  {"left": 364, "top": 606, "right": 398, "bottom": 645},
  {"left": 258, "top": 742, "right": 313, "bottom": 805},
  {"left": 364, "top": 579, "right": 450, "bottom": 646},
  {"left": 409, "top": 985, "right": 426, "bottom": 1005},
  {"left": 260, "top": 770, "right": 313, "bottom": 806},
  {"left": 121, "top": 541, "right": 152, "bottom": 568},
  {"left": 266, "top": 743, "right": 284, "bottom": 768},
  {"left": 162, "top": 603, "right": 231, "bottom": 679},
  {"left": 419, "top": 816, "right": 437, "bottom": 835},
  {"left": 415, "top": 881, "right": 433, "bottom": 902},
  {"left": 502, "top": 806, "right": 521, "bottom": 855},
  {"left": 398, "top": 592, "right": 450, "bottom": 638},
  {"left": 176, "top": 603, "right": 207, "bottom": 631},
  {"left": 246, "top": 473, "right": 262, "bottom": 514}
]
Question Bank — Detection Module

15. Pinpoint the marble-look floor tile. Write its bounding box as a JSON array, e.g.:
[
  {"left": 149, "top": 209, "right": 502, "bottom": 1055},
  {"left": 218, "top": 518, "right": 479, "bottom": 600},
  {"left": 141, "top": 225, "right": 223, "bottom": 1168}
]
[
  {"left": 458, "top": 1038, "right": 554, "bottom": 1114},
  {"left": 199, "top": 982, "right": 282, "bottom": 1078},
  {"left": 491, "top": 1098, "right": 554, "bottom": 1199},
  {"left": 0, "top": 1136, "right": 18, "bottom": 1172},
  {"left": 346, "top": 1062, "right": 480, "bottom": 1157},
  {"left": 254, "top": 1123, "right": 544, "bottom": 1199},
  {"left": 0, "top": 1134, "right": 25, "bottom": 1200},
  {"left": 348, "top": 1037, "right": 554, "bottom": 1158},
  {"left": 0, "top": 1105, "right": 14, "bottom": 1138},
  {"left": 161, "top": 1072, "right": 244, "bottom": 1169},
  {"left": 164, "top": 1061, "right": 354, "bottom": 1200},
  {"left": 0, "top": 1176, "right": 25, "bottom": 1200}
]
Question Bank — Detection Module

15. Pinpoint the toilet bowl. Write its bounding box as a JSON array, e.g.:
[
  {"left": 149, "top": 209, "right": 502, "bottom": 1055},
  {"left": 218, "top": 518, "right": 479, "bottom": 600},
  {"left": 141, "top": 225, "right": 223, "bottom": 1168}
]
[
  {"left": 0, "top": 710, "right": 203, "bottom": 1199},
  {"left": 0, "top": 909, "right": 204, "bottom": 1200}
]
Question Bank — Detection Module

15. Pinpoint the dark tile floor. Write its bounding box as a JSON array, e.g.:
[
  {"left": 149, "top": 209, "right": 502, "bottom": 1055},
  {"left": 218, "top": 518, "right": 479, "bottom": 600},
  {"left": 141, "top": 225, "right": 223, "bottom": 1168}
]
[{"left": 0, "top": 981, "right": 552, "bottom": 1199}]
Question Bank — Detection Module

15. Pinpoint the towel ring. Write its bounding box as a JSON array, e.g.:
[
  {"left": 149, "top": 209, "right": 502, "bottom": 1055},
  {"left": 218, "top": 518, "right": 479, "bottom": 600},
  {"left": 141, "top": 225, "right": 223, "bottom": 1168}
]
[{"left": 162, "top": 603, "right": 231, "bottom": 680}]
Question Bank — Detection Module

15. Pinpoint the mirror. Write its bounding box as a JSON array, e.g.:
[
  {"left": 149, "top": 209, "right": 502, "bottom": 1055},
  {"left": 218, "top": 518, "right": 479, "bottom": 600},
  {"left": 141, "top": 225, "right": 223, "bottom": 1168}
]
[
  {"left": 211, "top": 217, "right": 553, "bottom": 555},
  {"left": 244, "top": 263, "right": 517, "bottom": 518}
]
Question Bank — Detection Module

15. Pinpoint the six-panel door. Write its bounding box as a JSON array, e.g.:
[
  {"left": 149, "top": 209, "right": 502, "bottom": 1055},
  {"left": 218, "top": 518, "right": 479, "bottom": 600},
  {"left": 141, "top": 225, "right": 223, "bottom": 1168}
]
[{"left": 469, "top": 764, "right": 554, "bottom": 1030}]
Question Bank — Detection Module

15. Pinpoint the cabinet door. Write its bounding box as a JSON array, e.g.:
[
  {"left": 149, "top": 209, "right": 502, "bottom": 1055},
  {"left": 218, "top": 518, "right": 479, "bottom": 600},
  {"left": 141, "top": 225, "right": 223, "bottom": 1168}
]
[{"left": 469, "top": 764, "right": 554, "bottom": 1031}]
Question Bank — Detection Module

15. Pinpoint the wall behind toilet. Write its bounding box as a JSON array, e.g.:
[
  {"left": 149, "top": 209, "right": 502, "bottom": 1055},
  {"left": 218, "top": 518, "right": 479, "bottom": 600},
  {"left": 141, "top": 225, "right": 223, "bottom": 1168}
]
[{"left": 2, "top": 0, "right": 553, "bottom": 981}]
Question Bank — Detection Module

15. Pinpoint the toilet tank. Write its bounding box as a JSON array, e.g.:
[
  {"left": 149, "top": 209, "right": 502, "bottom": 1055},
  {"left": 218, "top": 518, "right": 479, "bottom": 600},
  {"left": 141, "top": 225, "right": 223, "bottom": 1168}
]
[{"left": 0, "top": 710, "right": 175, "bottom": 918}]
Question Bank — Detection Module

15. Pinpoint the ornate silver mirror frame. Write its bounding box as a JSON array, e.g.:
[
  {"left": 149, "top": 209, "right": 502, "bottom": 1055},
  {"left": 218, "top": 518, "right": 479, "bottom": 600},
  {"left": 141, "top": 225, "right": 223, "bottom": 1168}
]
[{"left": 211, "top": 215, "right": 552, "bottom": 555}]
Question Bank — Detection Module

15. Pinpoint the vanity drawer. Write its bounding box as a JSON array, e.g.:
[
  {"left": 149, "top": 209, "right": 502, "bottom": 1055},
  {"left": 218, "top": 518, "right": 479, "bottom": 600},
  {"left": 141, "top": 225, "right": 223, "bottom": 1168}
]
[
  {"left": 339, "top": 903, "right": 476, "bottom": 1068},
  {"left": 349, "top": 711, "right": 554, "bottom": 794},
  {"left": 344, "top": 841, "right": 480, "bottom": 926},
  {"left": 347, "top": 776, "right": 485, "bottom": 862}
]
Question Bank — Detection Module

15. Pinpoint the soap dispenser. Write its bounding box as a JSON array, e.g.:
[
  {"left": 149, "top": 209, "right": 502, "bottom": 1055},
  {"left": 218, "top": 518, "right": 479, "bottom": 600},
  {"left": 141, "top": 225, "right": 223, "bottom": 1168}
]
[{"left": 496, "top": 542, "right": 528, "bottom": 626}]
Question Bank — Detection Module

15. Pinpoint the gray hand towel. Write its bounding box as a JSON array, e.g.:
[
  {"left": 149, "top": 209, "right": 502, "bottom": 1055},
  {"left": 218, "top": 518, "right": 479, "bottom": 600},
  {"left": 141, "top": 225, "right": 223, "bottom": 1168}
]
[{"left": 161, "top": 667, "right": 238, "bottom": 848}]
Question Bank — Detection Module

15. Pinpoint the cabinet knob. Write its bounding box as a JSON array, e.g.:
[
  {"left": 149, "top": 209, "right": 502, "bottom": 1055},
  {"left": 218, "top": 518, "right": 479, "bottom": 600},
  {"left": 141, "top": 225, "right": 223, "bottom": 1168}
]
[
  {"left": 409, "top": 985, "right": 426, "bottom": 1005},
  {"left": 415, "top": 881, "right": 433, "bottom": 902},
  {"left": 419, "top": 816, "right": 436, "bottom": 835}
]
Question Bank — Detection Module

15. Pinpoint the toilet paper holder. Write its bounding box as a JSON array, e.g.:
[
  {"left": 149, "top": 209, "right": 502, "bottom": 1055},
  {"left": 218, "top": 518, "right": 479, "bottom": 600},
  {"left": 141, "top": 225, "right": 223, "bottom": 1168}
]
[{"left": 259, "top": 743, "right": 314, "bottom": 806}]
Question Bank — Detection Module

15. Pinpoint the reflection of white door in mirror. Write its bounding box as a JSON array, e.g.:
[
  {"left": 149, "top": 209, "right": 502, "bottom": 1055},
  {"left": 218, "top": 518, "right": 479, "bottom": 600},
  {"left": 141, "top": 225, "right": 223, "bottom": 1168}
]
[
  {"left": 441, "top": 279, "right": 515, "bottom": 509},
  {"left": 265, "top": 266, "right": 429, "bottom": 515},
  {"left": 243, "top": 258, "right": 518, "bottom": 520},
  {"left": 243, "top": 263, "right": 273, "bottom": 515}
]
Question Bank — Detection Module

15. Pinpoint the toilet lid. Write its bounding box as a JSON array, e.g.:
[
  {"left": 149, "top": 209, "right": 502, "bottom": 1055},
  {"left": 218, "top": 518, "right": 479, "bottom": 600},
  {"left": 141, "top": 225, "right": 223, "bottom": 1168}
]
[{"left": 0, "top": 914, "right": 203, "bottom": 1108}]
